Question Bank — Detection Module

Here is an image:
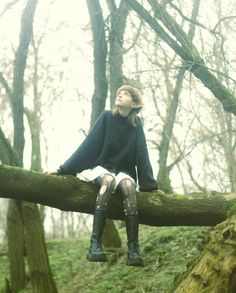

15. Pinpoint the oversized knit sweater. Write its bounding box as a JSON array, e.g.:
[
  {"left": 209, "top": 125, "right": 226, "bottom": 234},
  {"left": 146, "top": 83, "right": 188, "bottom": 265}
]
[{"left": 58, "top": 110, "right": 158, "bottom": 192}]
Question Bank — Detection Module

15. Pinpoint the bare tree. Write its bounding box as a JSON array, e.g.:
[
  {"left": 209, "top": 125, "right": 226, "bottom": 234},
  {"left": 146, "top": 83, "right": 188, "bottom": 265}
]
[
  {"left": 0, "top": 0, "right": 58, "bottom": 291},
  {"left": 124, "top": 0, "right": 236, "bottom": 115}
]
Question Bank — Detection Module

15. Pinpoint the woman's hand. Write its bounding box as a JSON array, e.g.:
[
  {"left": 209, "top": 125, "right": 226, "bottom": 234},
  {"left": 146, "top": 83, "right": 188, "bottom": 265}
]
[
  {"left": 44, "top": 171, "right": 59, "bottom": 176},
  {"left": 151, "top": 189, "right": 165, "bottom": 195}
]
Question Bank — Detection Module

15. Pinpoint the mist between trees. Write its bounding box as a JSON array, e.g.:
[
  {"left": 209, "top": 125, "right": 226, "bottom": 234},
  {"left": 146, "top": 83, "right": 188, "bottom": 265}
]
[{"left": 0, "top": 0, "right": 236, "bottom": 292}]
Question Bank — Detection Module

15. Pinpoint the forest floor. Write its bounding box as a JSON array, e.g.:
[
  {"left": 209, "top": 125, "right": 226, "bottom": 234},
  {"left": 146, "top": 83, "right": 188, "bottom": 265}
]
[{"left": 0, "top": 224, "right": 211, "bottom": 293}]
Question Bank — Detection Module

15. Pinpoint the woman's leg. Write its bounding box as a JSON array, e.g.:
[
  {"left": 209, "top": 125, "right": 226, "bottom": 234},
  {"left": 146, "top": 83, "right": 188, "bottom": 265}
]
[
  {"left": 117, "top": 178, "right": 144, "bottom": 266},
  {"left": 95, "top": 174, "right": 116, "bottom": 209},
  {"left": 87, "top": 174, "right": 116, "bottom": 262}
]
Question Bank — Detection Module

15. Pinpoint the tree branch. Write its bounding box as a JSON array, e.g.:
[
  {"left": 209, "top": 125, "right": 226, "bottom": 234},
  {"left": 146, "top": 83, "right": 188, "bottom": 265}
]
[
  {"left": 0, "top": 72, "right": 12, "bottom": 99},
  {"left": 0, "top": 164, "right": 236, "bottom": 227},
  {"left": 124, "top": 0, "right": 236, "bottom": 116}
]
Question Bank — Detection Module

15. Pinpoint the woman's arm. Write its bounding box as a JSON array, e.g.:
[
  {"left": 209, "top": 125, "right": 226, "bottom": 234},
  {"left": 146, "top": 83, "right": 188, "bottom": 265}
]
[
  {"left": 136, "top": 123, "right": 158, "bottom": 192},
  {"left": 57, "top": 111, "right": 108, "bottom": 175}
]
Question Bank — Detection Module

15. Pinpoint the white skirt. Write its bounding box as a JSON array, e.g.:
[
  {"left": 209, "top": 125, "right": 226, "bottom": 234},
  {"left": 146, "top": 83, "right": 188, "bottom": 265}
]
[{"left": 77, "top": 165, "right": 135, "bottom": 190}]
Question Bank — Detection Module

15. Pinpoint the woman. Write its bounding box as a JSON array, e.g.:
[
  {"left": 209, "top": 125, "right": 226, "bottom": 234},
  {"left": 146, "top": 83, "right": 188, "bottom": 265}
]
[{"left": 56, "top": 85, "right": 158, "bottom": 266}]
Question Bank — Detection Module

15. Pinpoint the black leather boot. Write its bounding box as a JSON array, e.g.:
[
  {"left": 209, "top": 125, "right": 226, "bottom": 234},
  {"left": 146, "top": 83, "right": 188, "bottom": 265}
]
[
  {"left": 87, "top": 208, "right": 107, "bottom": 262},
  {"left": 125, "top": 214, "right": 144, "bottom": 267}
]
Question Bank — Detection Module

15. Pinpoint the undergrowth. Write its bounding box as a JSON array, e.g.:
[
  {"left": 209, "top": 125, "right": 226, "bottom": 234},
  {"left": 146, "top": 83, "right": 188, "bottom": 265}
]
[{"left": 0, "top": 225, "right": 210, "bottom": 293}]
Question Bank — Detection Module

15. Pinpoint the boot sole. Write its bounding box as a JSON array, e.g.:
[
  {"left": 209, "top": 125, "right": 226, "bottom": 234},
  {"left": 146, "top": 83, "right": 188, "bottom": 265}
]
[
  {"left": 87, "top": 253, "right": 107, "bottom": 262},
  {"left": 126, "top": 259, "right": 144, "bottom": 267}
]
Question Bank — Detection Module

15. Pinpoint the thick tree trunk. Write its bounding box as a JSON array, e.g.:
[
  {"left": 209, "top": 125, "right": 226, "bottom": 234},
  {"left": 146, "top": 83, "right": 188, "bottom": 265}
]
[
  {"left": 0, "top": 130, "right": 25, "bottom": 293},
  {"left": 7, "top": 0, "right": 39, "bottom": 291},
  {"left": 7, "top": 0, "right": 58, "bottom": 291},
  {"left": 172, "top": 215, "right": 236, "bottom": 293},
  {"left": 22, "top": 202, "right": 57, "bottom": 292},
  {"left": 5, "top": 0, "right": 58, "bottom": 291},
  {"left": 0, "top": 164, "right": 235, "bottom": 227},
  {"left": 7, "top": 200, "right": 26, "bottom": 293}
]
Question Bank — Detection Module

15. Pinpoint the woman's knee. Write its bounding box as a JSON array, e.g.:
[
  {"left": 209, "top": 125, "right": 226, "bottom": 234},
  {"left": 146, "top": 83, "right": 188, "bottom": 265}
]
[
  {"left": 118, "top": 178, "right": 136, "bottom": 194},
  {"left": 99, "top": 173, "right": 116, "bottom": 192}
]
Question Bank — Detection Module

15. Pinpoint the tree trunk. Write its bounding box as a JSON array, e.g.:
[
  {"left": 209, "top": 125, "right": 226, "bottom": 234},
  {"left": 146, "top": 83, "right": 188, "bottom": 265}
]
[
  {"left": 22, "top": 202, "right": 57, "bottom": 292},
  {"left": 86, "top": 0, "right": 122, "bottom": 249},
  {"left": 172, "top": 215, "right": 236, "bottom": 293},
  {"left": 0, "top": 128, "right": 18, "bottom": 166},
  {"left": 157, "top": 0, "right": 201, "bottom": 193},
  {"left": 7, "top": 0, "right": 39, "bottom": 291},
  {"left": 2, "top": 1, "right": 58, "bottom": 289},
  {"left": 1, "top": 131, "right": 58, "bottom": 292},
  {"left": 107, "top": 0, "right": 129, "bottom": 107},
  {"left": 25, "top": 108, "right": 42, "bottom": 172},
  {"left": 12, "top": 0, "right": 38, "bottom": 165},
  {"left": 6, "top": 200, "right": 26, "bottom": 293},
  {"left": 86, "top": 0, "right": 108, "bottom": 125},
  {"left": 105, "top": 0, "right": 129, "bottom": 249},
  {"left": 0, "top": 129, "right": 25, "bottom": 293},
  {"left": 0, "top": 164, "right": 235, "bottom": 227},
  {"left": 102, "top": 218, "right": 122, "bottom": 249}
]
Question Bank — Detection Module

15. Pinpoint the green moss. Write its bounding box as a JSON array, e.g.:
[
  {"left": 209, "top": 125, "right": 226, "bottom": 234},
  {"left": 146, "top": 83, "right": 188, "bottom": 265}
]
[
  {"left": 226, "top": 200, "right": 236, "bottom": 217},
  {"left": 170, "top": 194, "right": 187, "bottom": 200},
  {"left": 0, "top": 226, "right": 210, "bottom": 293}
]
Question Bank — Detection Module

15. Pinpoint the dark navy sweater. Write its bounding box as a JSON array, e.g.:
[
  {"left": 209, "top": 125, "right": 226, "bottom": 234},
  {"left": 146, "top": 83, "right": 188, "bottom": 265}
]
[{"left": 58, "top": 110, "right": 158, "bottom": 191}]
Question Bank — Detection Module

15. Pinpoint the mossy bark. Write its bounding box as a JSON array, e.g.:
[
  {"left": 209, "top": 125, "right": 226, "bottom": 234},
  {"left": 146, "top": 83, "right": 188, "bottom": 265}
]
[
  {"left": 172, "top": 215, "right": 236, "bottom": 293},
  {"left": 0, "top": 164, "right": 235, "bottom": 227},
  {"left": 22, "top": 202, "right": 58, "bottom": 292},
  {"left": 102, "top": 219, "right": 122, "bottom": 249},
  {"left": 7, "top": 200, "right": 26, "bottom": 293},
  {"left": 3, "top": 164, "right": 236, "bottom": 291}
]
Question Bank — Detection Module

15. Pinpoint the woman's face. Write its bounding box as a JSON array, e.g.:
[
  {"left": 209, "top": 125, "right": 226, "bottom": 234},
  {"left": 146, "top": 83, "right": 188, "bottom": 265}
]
[{"left": 115, "top": 90, "right": 137, "bottom": 109}]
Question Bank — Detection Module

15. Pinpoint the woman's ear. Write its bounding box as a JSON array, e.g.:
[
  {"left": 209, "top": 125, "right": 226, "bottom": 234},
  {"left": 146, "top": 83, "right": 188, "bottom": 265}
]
[{"left": 132, "top": 102, "right": 142, "bottom": 109}]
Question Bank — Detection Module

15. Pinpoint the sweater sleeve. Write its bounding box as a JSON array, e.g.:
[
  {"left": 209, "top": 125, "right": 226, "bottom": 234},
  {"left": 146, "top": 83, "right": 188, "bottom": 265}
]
[
  {"left": 57, "top": 111, "right": 108, "bottom": 175},
  {"left": 136, "top": 123, "right": 158, "bottom": 192}
]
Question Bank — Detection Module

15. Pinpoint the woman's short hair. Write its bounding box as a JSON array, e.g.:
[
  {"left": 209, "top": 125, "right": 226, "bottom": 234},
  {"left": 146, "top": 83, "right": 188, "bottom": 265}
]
[
  {"left": 113, "top": 84, "right": 143, "bottom": 127},
  {"left": 116, "top": 84, "right": 143, "bottom": 111}
]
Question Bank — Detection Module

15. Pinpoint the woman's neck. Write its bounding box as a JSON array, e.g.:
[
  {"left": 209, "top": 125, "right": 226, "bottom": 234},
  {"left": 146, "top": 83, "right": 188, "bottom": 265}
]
[{"left": 117, "top": 107, "right": 131, "bottom": 117}]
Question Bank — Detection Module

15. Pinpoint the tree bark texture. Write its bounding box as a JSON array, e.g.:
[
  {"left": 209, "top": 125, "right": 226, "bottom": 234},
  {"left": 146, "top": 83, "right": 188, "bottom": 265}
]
[
  {"left": 1, "top": 127, "right": 26, "bottom": 293},
  {"left": 1, "top": 132, "right": 58, "bottom": 292},
  {"left": 172, "top": 215, "right": 236, "bottom": 293},
  {"left": 0, "top": 164, "right": 235, "bottom": 227},
  {"left": 22, "top": 202, "right": 58, "bottom": 293},
  {"left": 6, "top": 200, "right": 26, "bottom": 293}
]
